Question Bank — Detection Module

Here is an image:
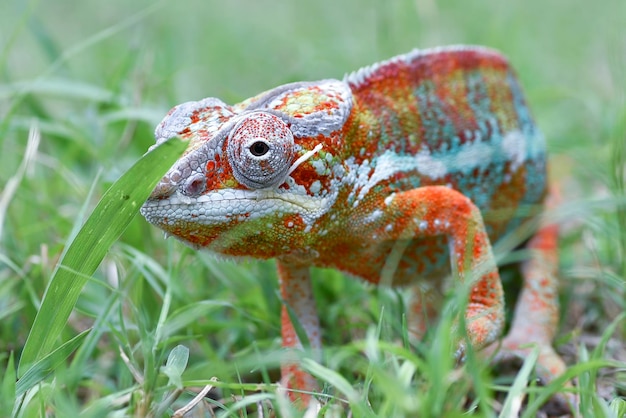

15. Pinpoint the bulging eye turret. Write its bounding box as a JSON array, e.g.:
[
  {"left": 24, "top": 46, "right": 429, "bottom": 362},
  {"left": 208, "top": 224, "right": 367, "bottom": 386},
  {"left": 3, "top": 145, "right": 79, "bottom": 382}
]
[{"left": 228, "top": 112, "right": 295, "bottom": 189}]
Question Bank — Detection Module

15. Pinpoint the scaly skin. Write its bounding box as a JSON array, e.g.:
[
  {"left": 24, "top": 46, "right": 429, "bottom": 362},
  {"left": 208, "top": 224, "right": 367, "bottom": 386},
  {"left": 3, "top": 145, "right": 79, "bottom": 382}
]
[{"left": 141, "top": 45, "right": 567, "bottom": 405}]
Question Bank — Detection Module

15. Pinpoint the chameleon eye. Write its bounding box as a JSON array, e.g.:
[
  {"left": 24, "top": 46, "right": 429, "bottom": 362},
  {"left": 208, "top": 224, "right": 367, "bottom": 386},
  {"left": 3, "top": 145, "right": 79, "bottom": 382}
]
[
  {"left": 249, "top": 140, "right": 270, "bottom": 157},
  {"left": 228, "top": 112, "right": 295, "bottom": 189}
]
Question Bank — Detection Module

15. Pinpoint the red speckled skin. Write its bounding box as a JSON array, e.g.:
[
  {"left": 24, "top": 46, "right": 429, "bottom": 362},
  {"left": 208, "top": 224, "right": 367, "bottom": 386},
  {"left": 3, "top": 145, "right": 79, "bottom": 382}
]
[{"left": 141, "top": 46, "right": 570, "bottom": 407}]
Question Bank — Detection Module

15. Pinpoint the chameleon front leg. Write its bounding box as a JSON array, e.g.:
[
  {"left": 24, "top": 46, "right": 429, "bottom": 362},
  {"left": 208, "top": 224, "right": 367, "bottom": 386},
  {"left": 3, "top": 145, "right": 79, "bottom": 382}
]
[
  {"left": 383, "top": 186, "right": 505, "bottom": 354},
  {"left": 276, "top": 259, "right": 321, "bottom": 403}
]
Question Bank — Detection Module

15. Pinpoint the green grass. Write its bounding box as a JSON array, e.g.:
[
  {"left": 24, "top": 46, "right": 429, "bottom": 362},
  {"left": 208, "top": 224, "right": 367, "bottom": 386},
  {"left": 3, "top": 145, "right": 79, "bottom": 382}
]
[{"left": 1, "top": 0, "right": 625, "bottom": 416}]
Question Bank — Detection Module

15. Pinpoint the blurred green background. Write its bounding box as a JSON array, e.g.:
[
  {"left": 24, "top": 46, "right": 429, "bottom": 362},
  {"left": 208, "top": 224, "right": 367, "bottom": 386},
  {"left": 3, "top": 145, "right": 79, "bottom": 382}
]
[
  {"left": 1, "top": 0, "right": 624, "bottom": 416},
  {"left": 2, "top": 0, "right": 623, "bottom": 168}
]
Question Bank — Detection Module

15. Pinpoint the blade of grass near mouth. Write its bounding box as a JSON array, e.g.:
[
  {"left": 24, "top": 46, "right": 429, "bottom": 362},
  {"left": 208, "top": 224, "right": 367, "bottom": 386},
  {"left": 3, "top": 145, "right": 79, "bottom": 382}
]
[{"left": 17, "top": 137, "right": 186, "bottom": 377}]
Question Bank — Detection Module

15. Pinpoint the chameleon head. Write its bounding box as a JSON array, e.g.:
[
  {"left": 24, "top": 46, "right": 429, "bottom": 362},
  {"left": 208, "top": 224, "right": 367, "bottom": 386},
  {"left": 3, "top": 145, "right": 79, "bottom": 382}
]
[{"left": 140, "top": 80, "right": 354, "bottom": 257}]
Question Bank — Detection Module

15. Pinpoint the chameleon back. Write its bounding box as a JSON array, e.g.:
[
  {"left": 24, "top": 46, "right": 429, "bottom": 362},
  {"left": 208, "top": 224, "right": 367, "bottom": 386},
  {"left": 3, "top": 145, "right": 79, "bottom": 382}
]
[
  {"left": 301, "top": 47, "right": 548, "bottom": 282},
  {"left": 344, "top": 47, "right": 547, "bottom": 239}
]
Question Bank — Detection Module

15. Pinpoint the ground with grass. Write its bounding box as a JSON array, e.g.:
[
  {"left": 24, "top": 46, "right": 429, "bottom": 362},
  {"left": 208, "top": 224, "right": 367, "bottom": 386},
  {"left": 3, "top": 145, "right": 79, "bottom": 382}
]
[{"left": 1, "top": 0, "right": 625, "bottom": 417}]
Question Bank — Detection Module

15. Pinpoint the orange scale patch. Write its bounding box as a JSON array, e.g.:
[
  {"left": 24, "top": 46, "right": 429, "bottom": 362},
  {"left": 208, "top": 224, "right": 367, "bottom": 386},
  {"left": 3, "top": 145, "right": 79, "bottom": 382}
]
[
  {"left": 496, "top": 164, "right": 527, "bottom": 202},
  {"left": 282, "top": 214, "right": 306, "bottom": 230},
  {"left": 319, "top": 100, "right": 340, "bottom": 112},
  {"left": 189, "top": 113, "right": 201, "bottom": 124},
  {"left": 288, "top": 164, "right": 321, "bottom": 189}
]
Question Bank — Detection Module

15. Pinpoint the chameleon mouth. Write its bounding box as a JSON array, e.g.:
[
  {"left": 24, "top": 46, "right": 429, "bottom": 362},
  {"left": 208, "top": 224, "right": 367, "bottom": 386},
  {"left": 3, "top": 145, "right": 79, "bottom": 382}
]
[{"left": 140, "top": 188, "right": 334, "bottom": 227}]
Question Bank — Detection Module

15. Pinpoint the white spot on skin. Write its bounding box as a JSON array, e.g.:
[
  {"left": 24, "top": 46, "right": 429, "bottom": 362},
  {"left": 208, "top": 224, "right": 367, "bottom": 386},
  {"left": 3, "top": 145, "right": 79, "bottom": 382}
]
[
  {"left": 384, "top": 194, "right": 395, "bottom": 206},
  {"left": 284, "top": 177, "right": 309, "bottom": 195},
  {"left": 502, "top": 130, "right": 527, "bottom": 174},
  {"left": 453, "top": 141, "right": 495, "bottom": 174},
  {"left": 309, "top": 180, "right": 322, "bottom": 194},
  {"left": 344, "top": 156, "right": 372, "bottom": 203},
  {"left": 356, "top": 152, "right": 419, "bottom": 200},
  {"left": 414, "top": 148, "right": 448, "bottom": 179},
  {"left": 385, "top": 224, "right": 393, "bottom": 232},
  {"left": 311, "top": 158, "right": 328, "bottom": 175},
  {"left": 419, "top": 220, "right": 428, "bottom": 231},
  {"left": 362, "top": 209, "right": 383, "bottom": 224}
]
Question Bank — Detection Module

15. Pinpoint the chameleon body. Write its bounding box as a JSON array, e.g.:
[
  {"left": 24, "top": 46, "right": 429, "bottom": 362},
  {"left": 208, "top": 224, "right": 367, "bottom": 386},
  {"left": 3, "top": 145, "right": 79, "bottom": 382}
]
[{"left": 141, "top": 46, "right": 566, "bottom": 403}]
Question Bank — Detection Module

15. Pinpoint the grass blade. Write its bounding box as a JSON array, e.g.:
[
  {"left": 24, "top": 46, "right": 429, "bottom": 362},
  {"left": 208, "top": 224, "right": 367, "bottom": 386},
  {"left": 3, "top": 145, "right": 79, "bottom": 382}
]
[
  {"left": 1, "top": 352, "right": 16, "bottom": 412},
  {"left": 499, "top": 346, "right": 539, "bottom": 418},
  {"left": 17, "top": 137, "right": 186, "bottom": 376},
  {"left": 15, "top": 329, "right": 90, "bottom": 396}
]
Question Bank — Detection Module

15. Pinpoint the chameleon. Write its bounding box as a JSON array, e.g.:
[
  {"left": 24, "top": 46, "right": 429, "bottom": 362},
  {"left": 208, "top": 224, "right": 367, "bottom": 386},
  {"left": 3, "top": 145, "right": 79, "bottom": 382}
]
[{"left": 140, "top": 45, "right": 568, "bottom": 405}]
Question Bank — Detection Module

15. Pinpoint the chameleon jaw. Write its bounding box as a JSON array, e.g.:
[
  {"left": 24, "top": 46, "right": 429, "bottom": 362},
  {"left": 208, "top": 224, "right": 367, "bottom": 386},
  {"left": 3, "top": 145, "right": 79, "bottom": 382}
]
[
  {"left": 141, "top": 187, "right": 335, "bottom": 228},
  {"left": 141, "top": 187, "right": 337, "bottom": 254}
]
